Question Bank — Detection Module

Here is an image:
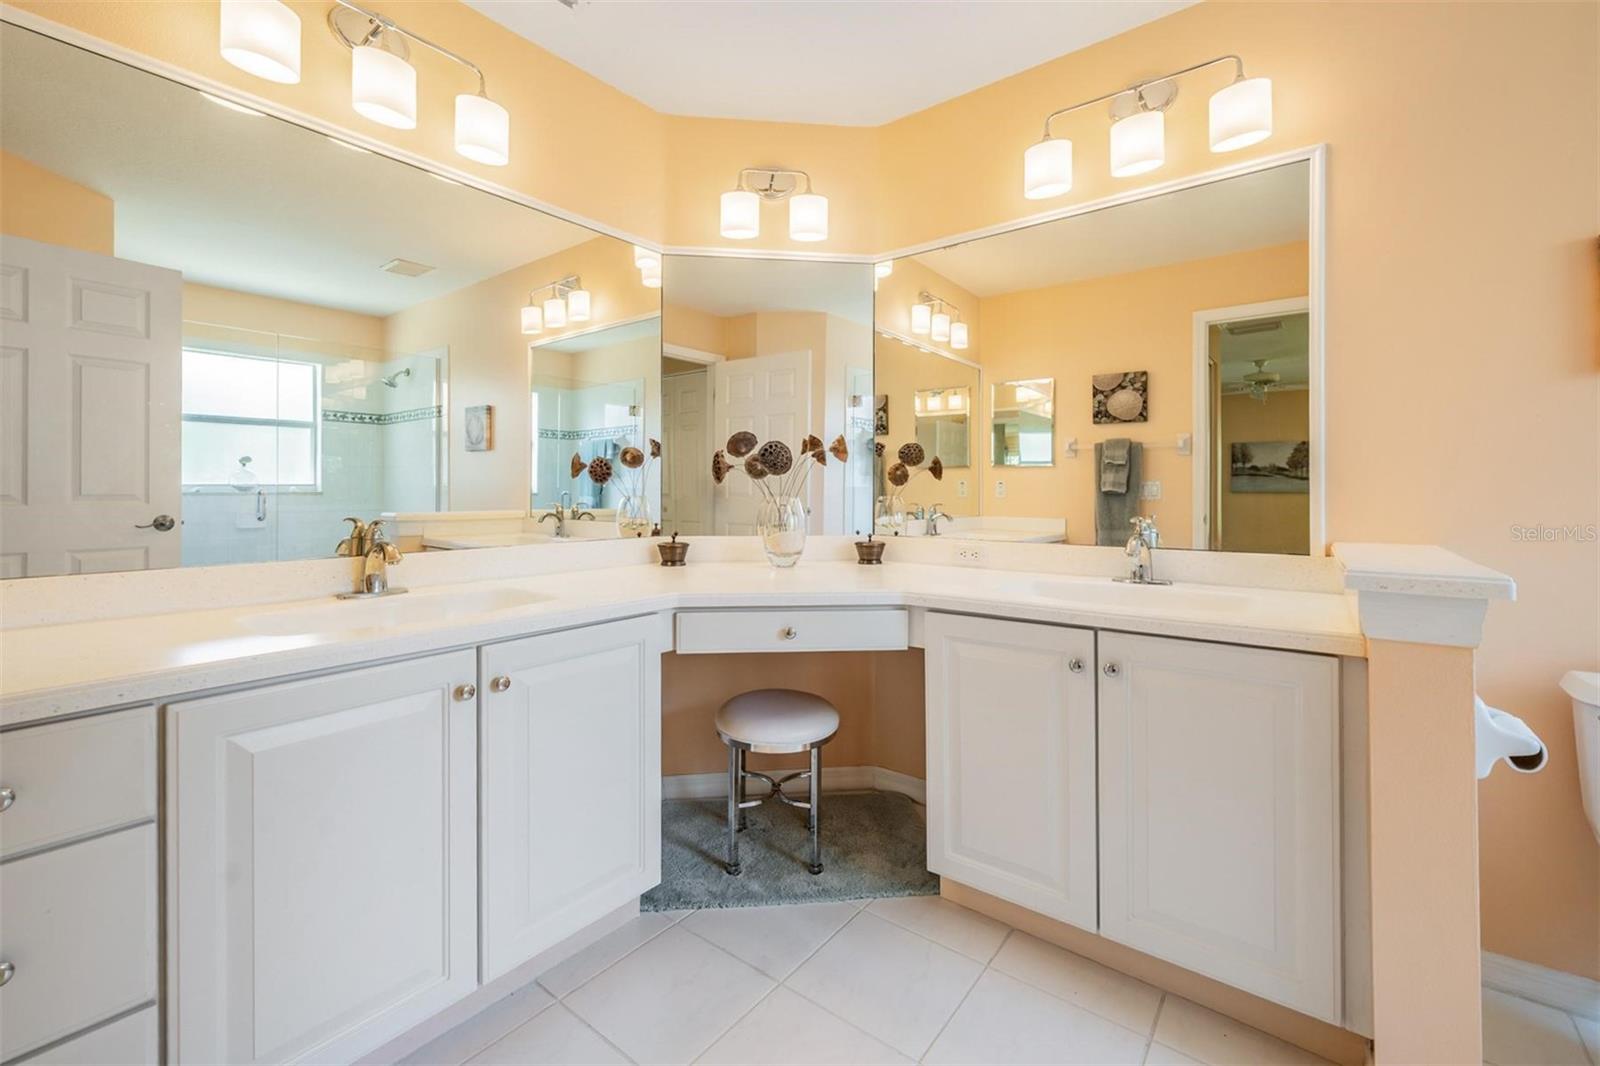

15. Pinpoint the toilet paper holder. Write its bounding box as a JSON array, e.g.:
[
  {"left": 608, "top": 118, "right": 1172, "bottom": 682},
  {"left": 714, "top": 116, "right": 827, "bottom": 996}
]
[{"left": 1475, "top": 695, "right": 1548, "bottom": 779}]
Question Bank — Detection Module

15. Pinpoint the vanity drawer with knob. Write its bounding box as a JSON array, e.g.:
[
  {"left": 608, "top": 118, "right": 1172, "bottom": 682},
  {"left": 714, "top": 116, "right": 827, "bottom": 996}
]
[
  {"left": 675, "top": 608, "right": 908, "bottom": 654},
  {"left": 0, "top": 823, "right": 159, "bottom": 1061},
  {"left": 0, "top": 706, "right": 157, "bottom": 860}
]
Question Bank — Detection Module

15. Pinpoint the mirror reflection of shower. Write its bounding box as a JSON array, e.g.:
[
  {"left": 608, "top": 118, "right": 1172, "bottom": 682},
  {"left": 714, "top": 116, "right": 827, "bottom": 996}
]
[{"left": 380, "top": 367, "right": 412, "bottom": 389}]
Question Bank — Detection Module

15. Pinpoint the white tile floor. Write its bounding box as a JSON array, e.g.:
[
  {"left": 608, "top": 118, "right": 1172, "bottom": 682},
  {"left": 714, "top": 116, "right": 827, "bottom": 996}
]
[{"left": 401, "top": 895, "right": 1600, "bottom": 1066}]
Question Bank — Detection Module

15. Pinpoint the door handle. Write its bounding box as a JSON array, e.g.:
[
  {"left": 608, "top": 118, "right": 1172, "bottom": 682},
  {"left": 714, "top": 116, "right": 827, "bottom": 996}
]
[
  {"left": 0, "top": 787, "right": 13, "bottom": 812},
  {"left": 135, "top": 514, "right": 176, "bottom": 532},
  {"left": 780, "top": 626, "right": 798, "bottom": 641}
]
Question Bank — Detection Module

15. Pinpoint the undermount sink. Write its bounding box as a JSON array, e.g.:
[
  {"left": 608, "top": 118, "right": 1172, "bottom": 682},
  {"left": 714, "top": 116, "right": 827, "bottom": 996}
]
[
  {"left": 241, "top": 586, "right": 547, "bottom": 637},
  {"left": 1032, "top": 579, "right": 1250, "bottom": 614}
]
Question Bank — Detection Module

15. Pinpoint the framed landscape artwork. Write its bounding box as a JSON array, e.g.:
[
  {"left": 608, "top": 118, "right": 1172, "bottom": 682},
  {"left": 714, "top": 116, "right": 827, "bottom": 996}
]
[{"left": 1230, "top": 440, "right": 1310, "bottom": 493}]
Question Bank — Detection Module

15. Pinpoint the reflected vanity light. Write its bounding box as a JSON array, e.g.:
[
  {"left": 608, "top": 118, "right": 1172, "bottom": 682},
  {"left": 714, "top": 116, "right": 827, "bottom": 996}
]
[
  {"left": 931, "top": 311, "right": 951, "bottom": 343},
  {"left": 874, "top": 261, "right": 894, "bottom": 280},
  {"left": 220, "top": 0, "right": 301, "bottom": 85},
  {"left": 519, "top": 274, "right": 585, "bottom": 333},
  {"left": 327, "top": 0, "right": 510, "bottom": 165},
  {"left": 910, "top": 303, "right": 932, "bottom": 335},
  {"left": 566, "top": 287, "right": 591, "bottom": 323},
  {"left": 914, "top": 290, "right": 964, "bottom": 349},
  {"left": 520, "top": 302, "right": 543, "bottom": 335},
  {"left": 950, "top": 321, "right": 969, "bottom": 350},
  {"left": 542, "top": 297, "right": 568, "bottom": 329},
  {"left": 638, "top": 258, "right": 663, "bottom": 289},
  {"left": 1023, "top": 55, "right": 1271, "bottom": 197},
  {"left": 720, "top": 168, "right": 828, "bottom": 242}
]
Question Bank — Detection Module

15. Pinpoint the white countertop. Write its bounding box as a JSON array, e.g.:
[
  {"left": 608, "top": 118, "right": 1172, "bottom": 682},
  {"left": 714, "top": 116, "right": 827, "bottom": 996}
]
[{"left": 0, "top": 559, "right": 1363, "bottom": 726}]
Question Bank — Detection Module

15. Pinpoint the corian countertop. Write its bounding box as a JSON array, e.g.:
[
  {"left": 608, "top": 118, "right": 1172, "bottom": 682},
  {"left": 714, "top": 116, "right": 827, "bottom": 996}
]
[{"left": 0, "top": 561, "right": 1362, "bottom": 727}]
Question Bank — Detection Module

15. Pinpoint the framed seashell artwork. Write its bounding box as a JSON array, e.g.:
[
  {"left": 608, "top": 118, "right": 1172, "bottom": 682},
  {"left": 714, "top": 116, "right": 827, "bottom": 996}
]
[
  {"left": 464, "top": 404, "right": 494, "bottom": 451},
  {"left": 1092, "top": 371, "right": 1148, "bottom": 424}
]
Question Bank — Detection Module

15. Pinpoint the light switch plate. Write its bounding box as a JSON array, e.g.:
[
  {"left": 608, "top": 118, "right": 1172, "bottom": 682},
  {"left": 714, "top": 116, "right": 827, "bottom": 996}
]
[
  {"left": 995, "top": 480, "right": 1007, "bottom": 498},
  {"left": 957, "top": 478, "right": 968, "bottom": 498}
]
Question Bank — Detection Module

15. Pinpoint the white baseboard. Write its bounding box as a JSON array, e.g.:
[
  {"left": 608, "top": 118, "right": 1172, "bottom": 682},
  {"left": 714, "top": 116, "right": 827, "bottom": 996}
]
[
  {"left": 664, "top": 764, "right": 925, "bottom": 804},
  {"left": 1483, "top": 951, "right": 1600, "bottom": 1019}
]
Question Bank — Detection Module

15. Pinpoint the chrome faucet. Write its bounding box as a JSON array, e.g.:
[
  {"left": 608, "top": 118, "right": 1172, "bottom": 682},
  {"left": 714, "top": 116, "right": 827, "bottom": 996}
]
[
  {"left": 1115, "top": 516, "right": 1171, "bottom": 586},
  {"left": 338, "top": 520, "right": 404, "bottom": 598},
  {"left": 925, "top": 503, "right": 952, "bottom": 536},
  {"left": 539, "top": 491, "right": 595, "bottom": 538}
]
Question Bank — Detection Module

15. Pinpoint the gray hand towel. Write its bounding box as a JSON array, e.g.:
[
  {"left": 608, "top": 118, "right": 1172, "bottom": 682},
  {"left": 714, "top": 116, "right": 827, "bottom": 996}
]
[
  {"left": 1095, "top": 442, "right": 1142, "bottom": 546},
  {"left": 1100, "top": 437, "right": 1132, "bottom": 493}
]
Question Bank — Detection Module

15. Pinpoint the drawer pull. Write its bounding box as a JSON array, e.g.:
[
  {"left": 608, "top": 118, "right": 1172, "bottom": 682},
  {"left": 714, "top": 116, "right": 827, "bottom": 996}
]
[
  {"left": 490, "top": 676, "right": 512, "bottom": 693},
  {"left": 780, "top": 627, "right": 798, "bottom": 640},
  {"left": 1103, "top": 662, "right": 1120, "bottom": 677},
  {"left": 0, "top": 960, "right": 13, "bottom": 987},
  {"left": 454, "top": 683, "right": 477, "bottom": 701},
  {"left": 0, "top": 787, "right": 12, "bottom": 812},
  {"left": 1068, "top": 658, "right": 1084, "bottom": 673}
]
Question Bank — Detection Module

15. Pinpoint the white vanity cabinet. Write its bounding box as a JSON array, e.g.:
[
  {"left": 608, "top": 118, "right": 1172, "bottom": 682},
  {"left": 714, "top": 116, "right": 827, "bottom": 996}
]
[
  {"left": 1097, "top": 631, "right": 1341, "bottom": 1022},
  {"left": 923, "top": 612, "right": 1099, "bottom": 930},
  {"left": 479, "top": 615, "right": 663, "bottom": 981},
  {"left": 166, "top": 651, "right": 480, "bottom": 1065}
]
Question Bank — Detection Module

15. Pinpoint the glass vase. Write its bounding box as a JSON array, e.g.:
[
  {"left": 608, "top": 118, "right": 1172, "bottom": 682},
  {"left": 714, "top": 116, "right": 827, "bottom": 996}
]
[
  {"left": 874, "top": 494, "right": 906, "bottom": 535},
  {"left": 615, "top": 493, "right": 654, "bottom": 539},
  {"left": 757, "top": 494, "right": 808, "bottom": 568}
]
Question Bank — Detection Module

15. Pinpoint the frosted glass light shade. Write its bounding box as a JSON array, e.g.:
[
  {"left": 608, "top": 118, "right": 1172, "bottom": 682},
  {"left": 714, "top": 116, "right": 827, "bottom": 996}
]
[
  {"left": 950, "top": 322, "right": 969, "bottom": 350},
  {"left": 455, "top": 94, "right": 509, "bottom": 166},
  {"left": 520, "top": 303, "right": 542, "bottom": 335},
  {"left": 1110, "top": 110, "right": 1164, "bottom": 177},
  {"left": 543, "top": 297, "right": 567, "bottom": 329},
  {"left": 634, "top": 246, "right": 660, "bottom": 269},
  {"left": 1210, "top": 77, "right": 1273, "bottom": 152},
  {"left": 720, "top": 190, "right": 760, "bottom": 239},
  {"left": 910, "top": 303, "right": 932, "bottom": 335},
  {"left": 566, "top": 288, "right": 591, "bottom": 322},
  {"left": 931, "top": 311, "right": 951, "bottom": 343},
  {"left": 639, "top": 258, "right": 662, "bottom": 288},
  {"left": 1023, "top": 137, "right": 1073, "bottom": 199},
  {"left": 874, "top": 261, "right": 893, "bottom": 280},
  {"left": 788, "top": 193, "right": 828, "bottom": 242},
  {"left": 220, "top": 0, "right": 301, "bottom": 84},
  {"left": 352, "top": 44, "right": 417, "bottom": 129}
]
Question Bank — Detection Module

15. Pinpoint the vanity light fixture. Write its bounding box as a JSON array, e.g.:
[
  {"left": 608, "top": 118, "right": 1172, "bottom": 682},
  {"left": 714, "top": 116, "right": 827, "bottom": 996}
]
[
  {"left": 720, "top": 168, "right": 829, "bottom": 242},
  {"left": 1024, "top": 55, "right": 1271, "bottom": 198},
  {"left": 633, "top": 246, "right": 663, "bottom": 288},
  {"left": 219, "top": 0, "right": 301, "bottom": 85},
  {"left": 913, "top": 290, "right": 965, "bottom": 349},
  {"left": 950, "top": 321, "right": 970, "bottom": 350},
  {"left": 931, "top": 310, "right": 951, "bottom": 343},
  {"left": 328, "top": 0, "right": 510, "bottom": 165},
  {"left": 874, "top": 261, "right": 894, "bottom": 280},
  {"left": 520, "top": 275, "right": 587, "bottom": 334},
  {"left": 910, "top": 302, "right": 932, "bottom": 336}
]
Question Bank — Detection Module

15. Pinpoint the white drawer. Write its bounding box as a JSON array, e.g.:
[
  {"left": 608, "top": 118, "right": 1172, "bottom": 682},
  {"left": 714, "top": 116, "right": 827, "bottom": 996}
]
[
  {"left": 19, "top": 1006, "right": 159, "bottom": 1065},
  {"left": 0, "top": 825, "right": 159, "bottom": 1061},
  {"left": 0, "top": 707, "right": 157, "bottom": 859},
  {"left": 676, "top": 608, "right": 908, "bottom": 654}
]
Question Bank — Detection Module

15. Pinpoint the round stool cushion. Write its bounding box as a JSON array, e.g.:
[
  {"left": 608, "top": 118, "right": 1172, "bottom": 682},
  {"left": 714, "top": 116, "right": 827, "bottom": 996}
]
[{"left": 716, "top": 689, "right": 840, "bottom": 753}]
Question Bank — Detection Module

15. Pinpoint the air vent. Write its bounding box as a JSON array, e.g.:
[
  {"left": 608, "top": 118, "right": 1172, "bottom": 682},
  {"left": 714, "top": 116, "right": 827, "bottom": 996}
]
[
  {"left": 1225, "top": 318, "right": 1282, "bottom": 336},
  {"left": 380, "top": 258, "right": 435, "bottom": 277}
]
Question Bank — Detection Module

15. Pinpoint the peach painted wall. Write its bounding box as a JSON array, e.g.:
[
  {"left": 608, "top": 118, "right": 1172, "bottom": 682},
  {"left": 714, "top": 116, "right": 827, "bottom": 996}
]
[
  {"left": 977, "top": 241, "right": 1307, "bottom": 546},
  {"left": 872, "top": 332, "right": 981, "bottom": 517},
  {"left": 0, "top": 150, "right": 113, "bottom": 254},
  {"left": 662, "top": 304, "right": 729, "bottom": 356},
  {"left": 1218, "top": 391, "right": 1311, "bottom": 556},
  {"left": 183, "top": 282, "right": 386, "bottom": 352}
]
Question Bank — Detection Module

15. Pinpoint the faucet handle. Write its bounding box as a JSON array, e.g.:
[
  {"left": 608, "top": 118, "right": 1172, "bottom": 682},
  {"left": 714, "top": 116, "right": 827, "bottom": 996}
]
[
  {"left": 381, "top": 542, "right": 403, "bottom": 565},
  {"left": 367, "top": 519, "right": 388, "bottom": 544}
]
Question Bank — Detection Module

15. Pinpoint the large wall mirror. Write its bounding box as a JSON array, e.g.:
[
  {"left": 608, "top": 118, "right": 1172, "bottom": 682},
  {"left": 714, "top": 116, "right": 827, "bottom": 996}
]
[
  {"left": 662, "top": 256, "right": 874, "bottom": 537},
  {"left": 874, "top": 157, "right": 1317, "bottom": 553},
  {"left": 0, "top": 22, "right": 659, "bottom": 576}
]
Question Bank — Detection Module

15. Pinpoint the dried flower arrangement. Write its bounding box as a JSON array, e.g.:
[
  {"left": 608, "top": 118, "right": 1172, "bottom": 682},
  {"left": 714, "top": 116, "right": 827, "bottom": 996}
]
[
  {"left": 570, "top": 438, "right": 661, "bottom": 501},
  {"left": 711, "top": 431, "right": 848, "bottom": 502},
  {"left": 884, "top": 441, "right": 944, "bottom": 502}
]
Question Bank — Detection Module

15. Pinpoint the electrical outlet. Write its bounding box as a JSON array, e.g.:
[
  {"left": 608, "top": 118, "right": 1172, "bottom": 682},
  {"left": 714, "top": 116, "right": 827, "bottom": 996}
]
[
  {"left": 995, "top": 480, "right": 1007, "bottom": 499},
  {"left": 954, "top": 543, "right": 985, "bottom": 566},
  {"left": 1141, "top": 480, "right": 1162, "bottom": 500},
  {"left": 956, "top": 478, "right": 968, "bottom": 498}
]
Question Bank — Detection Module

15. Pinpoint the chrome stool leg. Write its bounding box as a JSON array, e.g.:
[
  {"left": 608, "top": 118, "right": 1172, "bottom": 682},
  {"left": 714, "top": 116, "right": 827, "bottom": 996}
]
[
  {"left": 737, "top": 747, "right": 748, "bottom": 832},
  {"left": 725, "top": 742, "right": 741, "bottom": 876},
  {"left": 808, "top": 743, "right": 823, "bottom": 875}
]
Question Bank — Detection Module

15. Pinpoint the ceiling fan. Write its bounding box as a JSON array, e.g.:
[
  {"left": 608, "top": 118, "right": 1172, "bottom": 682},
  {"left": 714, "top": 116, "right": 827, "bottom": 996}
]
[{"left": 1225, "top": 359, "right": 1283, "bottom": 403}]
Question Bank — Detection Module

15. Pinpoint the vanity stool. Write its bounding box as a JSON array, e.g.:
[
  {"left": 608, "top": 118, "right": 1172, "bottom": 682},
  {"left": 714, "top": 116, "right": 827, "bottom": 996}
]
[{"left": 715, "top": 689, "right": 839, "bottom": 877}]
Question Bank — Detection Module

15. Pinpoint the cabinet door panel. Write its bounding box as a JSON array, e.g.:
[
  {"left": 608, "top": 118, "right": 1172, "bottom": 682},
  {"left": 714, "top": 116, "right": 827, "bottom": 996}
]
[
  {"left": 480, "top": 616, "right": 662, "bottom": 980},
  {"left": 1098, "top": 632, "right": 1340, "bottom": 1021},
  {"left": 167, "top": 651, "right": 478, "bottom": 1065},
  {"left": 924, "top": 612, "right": 1097, "bottom": 930}
]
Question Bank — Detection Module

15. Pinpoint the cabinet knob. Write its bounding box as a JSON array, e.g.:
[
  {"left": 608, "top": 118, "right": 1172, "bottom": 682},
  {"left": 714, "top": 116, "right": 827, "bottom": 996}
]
[
  {"left": 454, "top": 683, "right": 477, "bottom": 701},
  {"left": 1068, "top": 658, "right": 1084, "bottom": 673},
  {"left": 0, "top": 787, "right": 13, "bottom": 812},
  {"left": 780, "top": 626, "right": 798, "bottom": 641},
  {"left": 0, "top": 960, "right": 13, "bottom": 987},
  {"left": 490, "top": 676, "right": 511, "bottom": 693},
  {"left": 1102, "top": 662, "right": 1120, "bottom": 677}
]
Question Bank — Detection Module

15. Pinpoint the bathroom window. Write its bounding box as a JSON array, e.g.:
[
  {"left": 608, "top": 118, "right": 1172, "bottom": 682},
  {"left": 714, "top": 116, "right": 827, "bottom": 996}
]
[{"left": 181, "top": 349, "right": 322, "bottom": 490}]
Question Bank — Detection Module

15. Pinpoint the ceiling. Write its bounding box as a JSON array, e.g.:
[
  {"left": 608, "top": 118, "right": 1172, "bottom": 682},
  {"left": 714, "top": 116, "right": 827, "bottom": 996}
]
[
  {"left": 665, "top": 255, "right": 874, "bottom": 325},
  {"left": 1215, "top": 312, "right": 1310, "bottom": 388},
  {"left": 0, "top": 25, "right": 594, "bottom": 318},
  {"left": 464, "top": 0, "right": 1195, "bottom": 126},
  {"left": 913, "top": 161, "right": 1310, "bottom": 299}
]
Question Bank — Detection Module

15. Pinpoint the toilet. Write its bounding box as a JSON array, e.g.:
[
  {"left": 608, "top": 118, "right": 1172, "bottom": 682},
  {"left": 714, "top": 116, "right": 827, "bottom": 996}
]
[{"left": 1562, "top": 670, "right": 1600, "bottom": 844}]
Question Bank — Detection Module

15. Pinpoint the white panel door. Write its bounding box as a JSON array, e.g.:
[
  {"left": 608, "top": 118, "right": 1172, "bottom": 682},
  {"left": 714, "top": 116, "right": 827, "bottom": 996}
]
[
  {"left": 924, "top": 612, "right": 1098, "bottom": 930},
  {"left": 1097, "top": 632, "right": 1340, "bottom": 1021},
  {"left": 167, "top": 651, "right": 479, "bottom": 1064},
  {"left": 479, "top": 616, "right": 662, "bottom": 981},
  {"left": 0, "top": 235, "right": 182, "bottom": 576},
  {"left": 711, "top": 349, "right": 811, "bottom": 534},
  {"left": 661, "top": 369, "right": 709, "bottom": 535}
]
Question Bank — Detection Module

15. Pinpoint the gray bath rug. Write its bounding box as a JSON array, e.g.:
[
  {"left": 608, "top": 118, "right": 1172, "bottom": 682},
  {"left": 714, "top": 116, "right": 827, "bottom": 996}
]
[{"left": 641, "top": 791, "right": 939, "bottom": 912}]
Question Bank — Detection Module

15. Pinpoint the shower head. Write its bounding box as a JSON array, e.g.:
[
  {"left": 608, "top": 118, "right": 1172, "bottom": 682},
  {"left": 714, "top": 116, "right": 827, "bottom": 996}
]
[{"left": 380, "top": 367, "right": 412, "bottom": 388}]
